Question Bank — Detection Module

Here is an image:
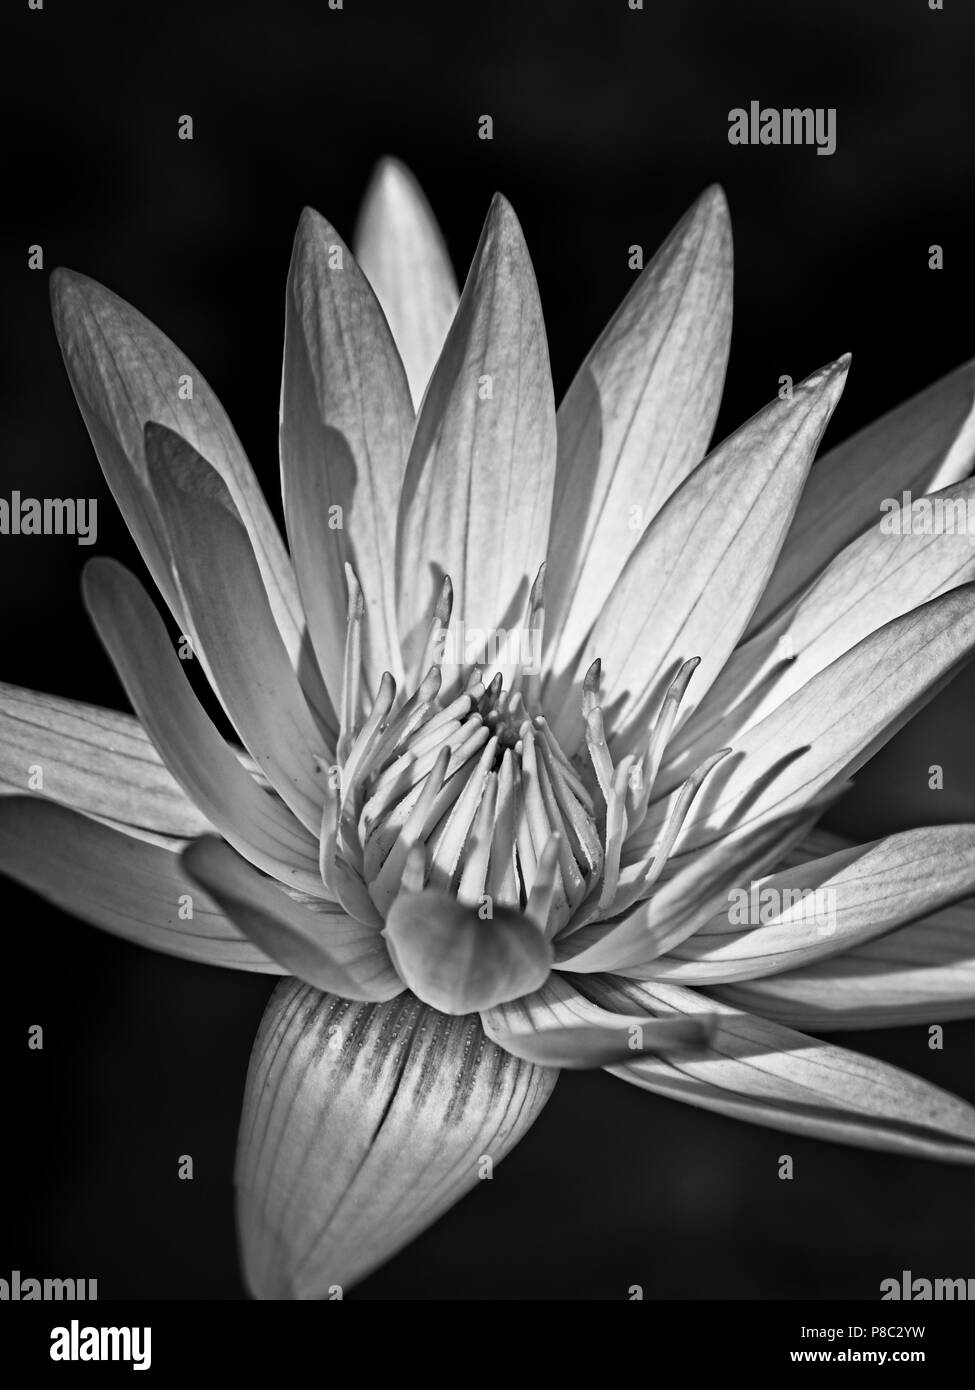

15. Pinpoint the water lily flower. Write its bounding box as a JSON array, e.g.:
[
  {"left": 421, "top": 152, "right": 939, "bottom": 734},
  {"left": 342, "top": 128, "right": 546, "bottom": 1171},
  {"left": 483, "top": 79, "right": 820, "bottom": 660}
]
[{"left": 4, "top": 158, "right": 975, "bottom": 1300}]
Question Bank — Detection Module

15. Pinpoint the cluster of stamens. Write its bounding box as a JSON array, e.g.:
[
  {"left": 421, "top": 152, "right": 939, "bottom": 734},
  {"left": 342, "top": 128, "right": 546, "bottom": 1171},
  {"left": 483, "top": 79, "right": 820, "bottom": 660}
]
[{"left": 316, "top": 564, "right": 725, "bottom": 940}]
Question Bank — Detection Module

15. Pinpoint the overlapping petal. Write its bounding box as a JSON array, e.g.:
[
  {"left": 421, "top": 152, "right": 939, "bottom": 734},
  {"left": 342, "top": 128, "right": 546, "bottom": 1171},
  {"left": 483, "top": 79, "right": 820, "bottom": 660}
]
[
  {"left": 281, "top": 209, "right": 414, "bottom": 701},
  {"left": 583, "top": 975, "right": 975, "bottom": 1163},
  {"left": 0, "top": 795, "right": 281, "bottom": 971},
  {"left": 0, "top": 681, "right": 211, "bottom": 836},
  {"left": 544, "top": 188, "right": 733, "bottom": 680},
  {"left": 395, "top": 195, "right": 557, "bottom": 682},
  {"left": 549, "top": 359, "right": 849, "bottom": 752},
  {"left": 354, "top": 157, "right": 460, "bottom": 409},
  {"left": 236, "top": 981, "right": 556, "bottom": 1297}
]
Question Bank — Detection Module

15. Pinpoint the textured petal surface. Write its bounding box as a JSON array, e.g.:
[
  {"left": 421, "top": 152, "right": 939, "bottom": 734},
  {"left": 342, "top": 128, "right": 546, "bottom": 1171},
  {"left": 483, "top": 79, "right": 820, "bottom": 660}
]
[
  {"left": 481, "top": 973, "right": 714, "bottom": 1067},
  {"left": 237, "top": 981, "right": 557, "bottom": 1297},
  {"left": 583, "top": 976, "right": 975, "bottom": 1163},
  {"left": 642, "top": 824, "right": 975, "bottom": 983},
  {"left": 0, "top": 796, "right": 281, "bottom": 971},
  {"left": 395, "top": 195, "right": 557, "bottom": 680},
  {"left": 666, "top": 477, "right": 975, "bottom": 787},
  {"left": 545, "top": 187, "right": 732, "bottom": 677},
  {"left": 711, "top": 896, "right": 975, "bottom": 1030},
  {"left": 354, "top": 157, "right": 459, "bottom": 409},
  {"left": 635, "top": 586, "right": 975, "bottom": 858},
  {"left": 145, "top": 424, "right": 331, "bottom": 833},
  {"left": 183, "top": 838, "right": 401, "bottom": 999},
  {"left": 550, "top": 359, "right": 849, "bottom": 751},
  {"left": 281, "top": 208, "right": 414, "bottom": 700},
  {"left": 0, "top": 681, "right": 211, "bottom": 836},
  {"left": 50, "top": 269, "right": 307, "bottom": 665},
  {"left": 84, "top": 559, "right": 325, "bottom": 895},
  {"left": 749, "top": 359, "right": 975, "bottom": 634}
]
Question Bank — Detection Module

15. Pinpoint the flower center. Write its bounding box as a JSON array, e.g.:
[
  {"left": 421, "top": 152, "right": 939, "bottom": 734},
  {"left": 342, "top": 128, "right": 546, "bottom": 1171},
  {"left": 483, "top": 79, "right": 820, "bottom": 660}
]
[{"left": 319, "top": 565, "right": 723, "bottom": 941}]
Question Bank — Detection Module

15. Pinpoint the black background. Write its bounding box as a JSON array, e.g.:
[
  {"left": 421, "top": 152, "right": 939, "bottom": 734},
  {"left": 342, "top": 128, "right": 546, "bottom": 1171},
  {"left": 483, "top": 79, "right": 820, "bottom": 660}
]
[{"left": 3, "top": 0, "right": 975, "bottom": 1299}]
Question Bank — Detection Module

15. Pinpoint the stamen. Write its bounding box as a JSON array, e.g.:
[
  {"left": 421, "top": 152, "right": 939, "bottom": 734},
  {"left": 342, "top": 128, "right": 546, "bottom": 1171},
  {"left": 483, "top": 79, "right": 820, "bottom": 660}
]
[{"left": 337, "top": 564, "right": 365, "bottom": 765}]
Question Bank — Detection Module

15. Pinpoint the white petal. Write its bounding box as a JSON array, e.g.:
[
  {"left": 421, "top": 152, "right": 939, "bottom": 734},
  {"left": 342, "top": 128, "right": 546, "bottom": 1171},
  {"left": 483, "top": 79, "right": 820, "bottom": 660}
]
[
  {"left": 354, "top": 157, "right": 459, "bottom": 409},
  {"left": 236, "top": 982, "right": 556, "bottom": 1297}
]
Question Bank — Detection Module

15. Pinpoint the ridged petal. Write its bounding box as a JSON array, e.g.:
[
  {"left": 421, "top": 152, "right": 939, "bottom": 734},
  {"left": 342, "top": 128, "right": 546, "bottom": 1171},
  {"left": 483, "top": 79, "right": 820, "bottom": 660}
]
[
  {"left": 583, "top": 975, "right": 975, "bottom": 1163},
  {"left": 636, "top": 586, "right": 975, "bottom": 859},
  {"left": 237, "top": 982, "right": 557, "bottom": 1297},
  {"left": 395, "top": 195, "right": 557, "bottom": 681},
  {"left": 49, "top": 269, "right": 309, "bottom": 673},
  {"left": 144, "top": 423, "right": 331, "bottom": 834},
  {"left": 481, "top": 973, "right": 714, "bottom": 1067},
  {"left": 83, "top": 558, "right": 326, "bottom": 896},
  {"left": 749, "top": 360, "right": 975, "bottom": 634},
  {"left": 643, "top": 824, "right": 975, "bottom": 984},
  {"left": 281, "top": 208, "right": 414, "bottom": 701},
  {"left": 0, "top": 681, "right": 210, "bottom": 836},
  {"left": 665, "top": 477, "right": 975, "bottom": 789},
  {"left": 183, "top": 837, "right": 401, "bottom": 1000},
  {"left": 545, "top": 187, "right": 732, "bottom": 679},
  {"left": 550, "top": 359, "right": 849, "bottom": 753},
  {"left": 354, "top": 158, "right": 459, "bottom": 409},
  {"left": 711, "top": 896, "right": 975, "bottom": 1030},
  {"left": 0, "top": 796, "right": 281, "bottom": 971}
]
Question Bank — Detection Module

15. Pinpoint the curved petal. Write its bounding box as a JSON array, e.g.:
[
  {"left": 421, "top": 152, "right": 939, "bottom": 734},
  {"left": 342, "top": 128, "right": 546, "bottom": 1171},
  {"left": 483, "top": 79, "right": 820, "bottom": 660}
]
[
  {"left": 545, "top": 186, "right": 732, "bottom": 680},
  {"left": 582, "top": 975, "right": 975, "bottom": 1163},
  {"left": 144, "top": 423, "right": 331, "bottom": 834},
  {"left": 281, "top": 208, "right": 414, "bottom": 701},
  {"left": 50, "top": 269, "right": 307, "bottom": 668},
  {"left": 665, "top": 477, "right": 975, "bottom": 789},
  {"left": 383, "top": 889, "right": 552, "bottom": 1013},
  {"left": 633, "top": 585, "right": 975, "bottom": 860},
  {"left": 550, "top": 359, "right": 850, "bottom": 752},
  {"left": 83, "top": 558, "right": 326, "bottom": 896},
  {"left": 395, "top": 195, "right": 557, "bottom": 682},
  {"left": 0, "top": 795, "right": 281, "bottom": 971},
  {"left": 641, "top": 823, "right": 975, "bottom": 984},
  {"left": 236, "top": 981, "right": 557, "bottom": 1297},
  {"left": 481, "top": 972, "right": 715, "bottom": 1067},
  {"left": 710, "top": 896, "right": 975, "bottom": 1030},
  {"left": 353, "top": 157, "right": 459, "bottom": 409},
  {"left": 183, "top": 837, "right": 401, "bottom": 1000},
  {"left": 748, "top": 359, "right": 975, "bottom": 635},
  {"left": 0, "top": 681, "right": 211, "bottom": 837}
]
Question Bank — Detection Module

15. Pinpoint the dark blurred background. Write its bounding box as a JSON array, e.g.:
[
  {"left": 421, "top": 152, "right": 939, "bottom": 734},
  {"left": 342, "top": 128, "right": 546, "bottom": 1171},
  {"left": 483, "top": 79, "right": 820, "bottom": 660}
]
[{"left": 3, "top": 0, "right": 975, "bottom": 1299}]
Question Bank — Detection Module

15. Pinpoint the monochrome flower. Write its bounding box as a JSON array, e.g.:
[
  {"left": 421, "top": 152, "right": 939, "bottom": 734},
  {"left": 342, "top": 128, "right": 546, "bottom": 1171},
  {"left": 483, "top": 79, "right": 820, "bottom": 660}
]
[{"left": 3, "top": 158, "right": 975, "bottom": 1298}]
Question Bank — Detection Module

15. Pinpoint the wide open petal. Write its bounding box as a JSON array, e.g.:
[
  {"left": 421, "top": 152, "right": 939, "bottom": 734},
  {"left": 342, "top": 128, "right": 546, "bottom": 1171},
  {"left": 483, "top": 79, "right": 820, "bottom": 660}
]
[
  {"left": 236, "top": 981, "right": 556, "bottom": 1297},
  {"left": 281, "top": 208, "right": 414, "bottom": 702},
  {"left": 549, "top": 359, "right": 849, "bottom": 753},
  {"left": 582, "top": 975, "right": 975, "bottom": 1163},
  {"left": 632, "top": 586, "right": 975, "bottom": 860},
  {"left": 0, "top": 795, "right": 281, "bottom": 971},
  {"left": 354, "top": 157, "right": 459, "bottom": 409},
  {"left": 395, "top": 195, "right": 557, "bottom": 683},
  {"left": 50, "top": 269, "right": 308, "bottom": 670},
  {"left": 664, "top": 477, "right": 975, "bottom": 790},
  {"left": 637, "top": 823, "right": 975, "bottom": 984},
  {"left": 145, "top": 423, "right": 331, "bottom": 834},
  {"left": 710, "top": 896, "right": 975, "bottom": 1030},
  {"left": 0, "top": 681, "right": 210, "bottom": 837},
  {"left": 83, "top": 558, "right": 326, "bottom": 896},
  {"left": 545, "top": 186, "right": 732, "bottom": 681},
  {"left": 748, "top": 359, "right": 975, "bottom": 635}
]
